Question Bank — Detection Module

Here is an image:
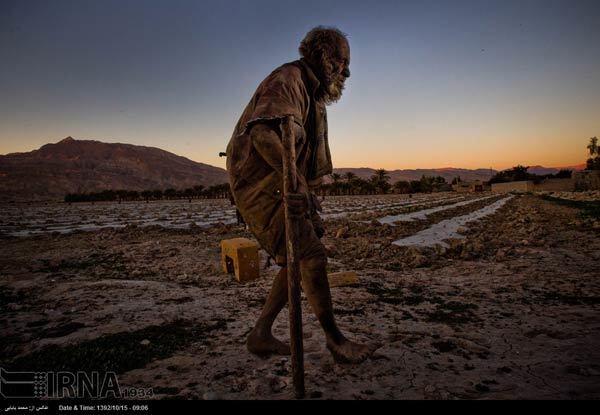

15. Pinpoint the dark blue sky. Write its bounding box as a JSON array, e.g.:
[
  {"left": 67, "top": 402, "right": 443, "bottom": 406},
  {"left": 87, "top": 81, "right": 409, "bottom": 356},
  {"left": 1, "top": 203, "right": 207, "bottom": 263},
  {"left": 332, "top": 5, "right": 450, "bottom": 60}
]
[{"left": 1, "top": 0, "right": 599, "bottom": 169}]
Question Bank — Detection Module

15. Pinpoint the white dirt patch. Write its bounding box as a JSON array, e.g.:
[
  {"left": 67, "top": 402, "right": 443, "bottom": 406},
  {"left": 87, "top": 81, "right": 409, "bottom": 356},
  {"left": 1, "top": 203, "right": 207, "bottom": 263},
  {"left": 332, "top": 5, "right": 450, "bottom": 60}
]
[
  {"left": 321, "top": 194, "right": 465, "bottom": 219},
  {"left": 378, "top": 194, "right": 498, "bottom": 225},
  {"left": 1, "top": 193, "right": 465, "bottom": 236},
  {"left": 0, "top": 199, "right": 238, "bottom": 237},
  {"left": 392, "top": 196, "right": 514, "bottom": 248}
]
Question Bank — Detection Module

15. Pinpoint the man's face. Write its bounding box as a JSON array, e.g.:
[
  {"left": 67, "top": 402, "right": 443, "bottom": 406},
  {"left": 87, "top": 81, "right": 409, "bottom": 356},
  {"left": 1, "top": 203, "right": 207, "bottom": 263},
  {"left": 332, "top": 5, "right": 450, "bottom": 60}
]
[{"left": 325, "top": 41, "right": 350, "bottom": 104}]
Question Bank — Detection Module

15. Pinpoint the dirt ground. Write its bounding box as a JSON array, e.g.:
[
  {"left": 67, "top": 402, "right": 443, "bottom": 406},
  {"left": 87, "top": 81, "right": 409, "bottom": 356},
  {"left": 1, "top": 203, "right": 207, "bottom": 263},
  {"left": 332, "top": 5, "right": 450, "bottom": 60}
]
[{"left": 1, "top": 193, "right": 599, "bottom": 399}]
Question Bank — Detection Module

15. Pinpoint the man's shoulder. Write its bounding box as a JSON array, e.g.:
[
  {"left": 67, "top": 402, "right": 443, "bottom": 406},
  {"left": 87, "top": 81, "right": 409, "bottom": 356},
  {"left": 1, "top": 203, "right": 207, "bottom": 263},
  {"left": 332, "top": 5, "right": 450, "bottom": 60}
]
[{"left": 263, "top": 60, "right": 305, "bottom": 87}]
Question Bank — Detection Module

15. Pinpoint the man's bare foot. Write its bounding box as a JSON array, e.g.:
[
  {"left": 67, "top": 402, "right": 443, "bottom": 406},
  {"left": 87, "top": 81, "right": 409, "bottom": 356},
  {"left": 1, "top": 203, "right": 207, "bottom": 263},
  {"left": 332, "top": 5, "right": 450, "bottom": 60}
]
[
  {"left": 326, "top": 338, "right": 375, "bottom": 364},
  {"left": 247, "top": 328, "right": 291, "bottom": 356}
]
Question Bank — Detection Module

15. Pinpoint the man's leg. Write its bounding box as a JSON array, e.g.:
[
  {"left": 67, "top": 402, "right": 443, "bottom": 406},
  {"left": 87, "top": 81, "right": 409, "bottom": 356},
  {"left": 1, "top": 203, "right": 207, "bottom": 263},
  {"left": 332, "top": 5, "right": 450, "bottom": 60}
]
[
  {"left": 247, "top": 266, "right": 290, "bottom": 355},
  {"left": 245, "top": 211, "right": 374, "bottom": 361},
  {"left": 300, "top": 251, "right": 373, "bottom": 363}
]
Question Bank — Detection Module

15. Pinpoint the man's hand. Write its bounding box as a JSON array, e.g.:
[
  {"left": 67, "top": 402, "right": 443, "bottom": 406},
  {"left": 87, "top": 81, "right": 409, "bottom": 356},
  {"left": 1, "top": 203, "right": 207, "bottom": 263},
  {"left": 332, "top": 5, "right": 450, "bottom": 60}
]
[
  {"left": 311, "top": 212, "right": 325, "bottom": 238},
  {"left": 285, "top": 192, "right": 308, "bottom": 217}
]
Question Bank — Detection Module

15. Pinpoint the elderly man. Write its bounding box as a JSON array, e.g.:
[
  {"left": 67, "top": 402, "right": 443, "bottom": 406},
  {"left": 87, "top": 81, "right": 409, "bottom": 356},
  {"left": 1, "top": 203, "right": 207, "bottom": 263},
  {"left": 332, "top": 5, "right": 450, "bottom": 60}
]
[{"left": 226, "top": 27, "right": 372, "bottom": 363}]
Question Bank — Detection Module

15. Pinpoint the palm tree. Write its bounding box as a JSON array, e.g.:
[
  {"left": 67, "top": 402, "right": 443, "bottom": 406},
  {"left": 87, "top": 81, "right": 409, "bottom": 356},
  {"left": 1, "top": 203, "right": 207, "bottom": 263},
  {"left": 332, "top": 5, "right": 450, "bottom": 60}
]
[
  {"left": 374, "top": 169, "right": 389, "bottom": 183},
  {"left": 116, "top": 189, "right": 128, "bottom": 203},
  {"left": 164, "top": 188, "right": 177, "bottom": 200},
  {"left": 363, "top": 180, "right": 377, "bottom": 195},
  {"left": 393, "top": 180, "right": 410, "bottom": 194},
  {"left": 587, "top": 137, "right": 598, "bottom": 157},
  {"left": 587, "top": 137, "right": 599, "bottom": 170},
  {"left": 152, "top": 189, "right": 163, "bottom": 200},
  {"left": 127, "top": 190, "right": 140, "bottom": 201},
  {"left": 141, "top": 190, "right": 153, "bottom": 203},
  {"left": 419, "top": 175, "right": 436, "bottom": 193},
  {"left": 193, "top": 185, "right": 205, "bottom": 199},
  {"left": 343, "top": 172, "right": 358, "bottom": 195},
  {"left": 343, "top": 172, "right": 356, "bottom": 182},
  {"left": 184, "top": 188, "right": 195, "bottom": 202},
  {"left": 330, "top": 173, "right": 342, "bottom": 195},
  {"left": 370, "top": 169, "right": 391, "bottom": 194}
]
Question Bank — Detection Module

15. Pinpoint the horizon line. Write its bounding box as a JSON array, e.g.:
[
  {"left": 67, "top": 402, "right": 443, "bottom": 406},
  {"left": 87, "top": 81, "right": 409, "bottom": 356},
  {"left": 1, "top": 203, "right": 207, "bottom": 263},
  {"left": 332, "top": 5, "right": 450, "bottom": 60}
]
[{"left": 0, "top": 136, "right": 587, "bottom": 173}]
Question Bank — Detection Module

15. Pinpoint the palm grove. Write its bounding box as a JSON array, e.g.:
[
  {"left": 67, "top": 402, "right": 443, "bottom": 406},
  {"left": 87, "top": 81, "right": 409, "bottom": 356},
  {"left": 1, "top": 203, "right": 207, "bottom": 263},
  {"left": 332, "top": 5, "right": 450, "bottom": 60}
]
[
  {"left": 64, "top": 137, "right": 598, "bottom": 203},
  {"left": 64, "top": 169, "right": 451, "bottom": 203}
]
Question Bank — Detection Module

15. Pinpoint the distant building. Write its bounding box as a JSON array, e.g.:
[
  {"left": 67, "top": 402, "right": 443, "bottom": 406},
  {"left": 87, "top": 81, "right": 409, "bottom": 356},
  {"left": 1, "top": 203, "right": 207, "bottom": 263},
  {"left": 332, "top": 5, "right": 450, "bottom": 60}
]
[
  {"left": 434, "top": 183, "right": 453, "bottom": 192},
  {"left": 491, "top": 178, "right": 577, "bottom": 193},
  {"left": 535, "top": 178, "right": 575, "bottom": 192},
  {"left": 453, "top": 180, "right": 485, "bottom": 193},
  {"left": 574, "top": 170, "right": 600, "bottom": 190},
  {"left": 491, "top": 181, "right": 535, "bottom": 193}
]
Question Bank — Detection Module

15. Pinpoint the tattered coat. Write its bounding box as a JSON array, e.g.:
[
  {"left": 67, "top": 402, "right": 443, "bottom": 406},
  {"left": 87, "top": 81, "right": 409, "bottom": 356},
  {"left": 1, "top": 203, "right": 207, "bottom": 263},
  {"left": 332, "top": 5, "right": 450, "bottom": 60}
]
[{"left": 226, "top": 59, "right": 332, "bottom": 260}]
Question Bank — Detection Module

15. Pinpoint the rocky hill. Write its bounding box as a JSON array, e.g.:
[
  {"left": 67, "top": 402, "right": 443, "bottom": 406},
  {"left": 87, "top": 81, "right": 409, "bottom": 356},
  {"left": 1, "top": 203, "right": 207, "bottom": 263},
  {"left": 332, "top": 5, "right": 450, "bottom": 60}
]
[{"left": 0, "top": 137, "right": 228, "bottom": 201}]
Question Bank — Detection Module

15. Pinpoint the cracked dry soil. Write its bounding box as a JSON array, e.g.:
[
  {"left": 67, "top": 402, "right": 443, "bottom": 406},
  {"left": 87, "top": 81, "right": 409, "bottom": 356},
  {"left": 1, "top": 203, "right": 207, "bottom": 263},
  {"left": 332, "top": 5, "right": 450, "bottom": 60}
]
[{"left": 1, "top": 194, "right": 599, "bottom": 399}]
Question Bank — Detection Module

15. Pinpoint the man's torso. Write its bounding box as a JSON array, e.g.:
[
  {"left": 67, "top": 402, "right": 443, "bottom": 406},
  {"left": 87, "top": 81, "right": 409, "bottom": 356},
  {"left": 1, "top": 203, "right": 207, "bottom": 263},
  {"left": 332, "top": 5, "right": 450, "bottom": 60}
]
[{"left": 225, "top": 59, "right": 331, "bottom": 234}]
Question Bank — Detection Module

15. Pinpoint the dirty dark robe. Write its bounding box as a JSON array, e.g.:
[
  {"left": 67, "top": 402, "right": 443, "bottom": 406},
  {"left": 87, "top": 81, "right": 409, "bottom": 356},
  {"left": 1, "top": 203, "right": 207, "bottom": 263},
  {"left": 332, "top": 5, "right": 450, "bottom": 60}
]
[{"left": 226, "top": 58, "right": 332, "bottom": 264}]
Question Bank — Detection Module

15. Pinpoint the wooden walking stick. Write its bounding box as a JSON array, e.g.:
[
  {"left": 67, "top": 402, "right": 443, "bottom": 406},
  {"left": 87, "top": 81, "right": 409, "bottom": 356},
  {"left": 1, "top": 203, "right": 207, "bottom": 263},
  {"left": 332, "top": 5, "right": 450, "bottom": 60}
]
[{"left": 280, "top": 115, "right": 305, "bottom": 399}]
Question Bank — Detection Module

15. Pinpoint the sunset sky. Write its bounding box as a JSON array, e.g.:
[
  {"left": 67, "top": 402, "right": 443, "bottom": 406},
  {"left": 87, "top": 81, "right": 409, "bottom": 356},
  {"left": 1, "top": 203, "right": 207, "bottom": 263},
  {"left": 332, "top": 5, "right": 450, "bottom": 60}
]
[{"left": 1, "top": 0, "right": 598, "bottom": 170}]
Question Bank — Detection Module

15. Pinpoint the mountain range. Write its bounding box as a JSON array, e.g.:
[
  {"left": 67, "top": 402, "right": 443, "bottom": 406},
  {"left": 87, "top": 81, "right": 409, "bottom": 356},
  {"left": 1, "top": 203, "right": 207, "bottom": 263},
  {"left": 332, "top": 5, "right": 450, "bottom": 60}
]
[
  {"left": 0, "top": 137, "right": 585, "bottom": 201},
  {"left": 330, "top": 164, "right": 585, "bottom": 184}
]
